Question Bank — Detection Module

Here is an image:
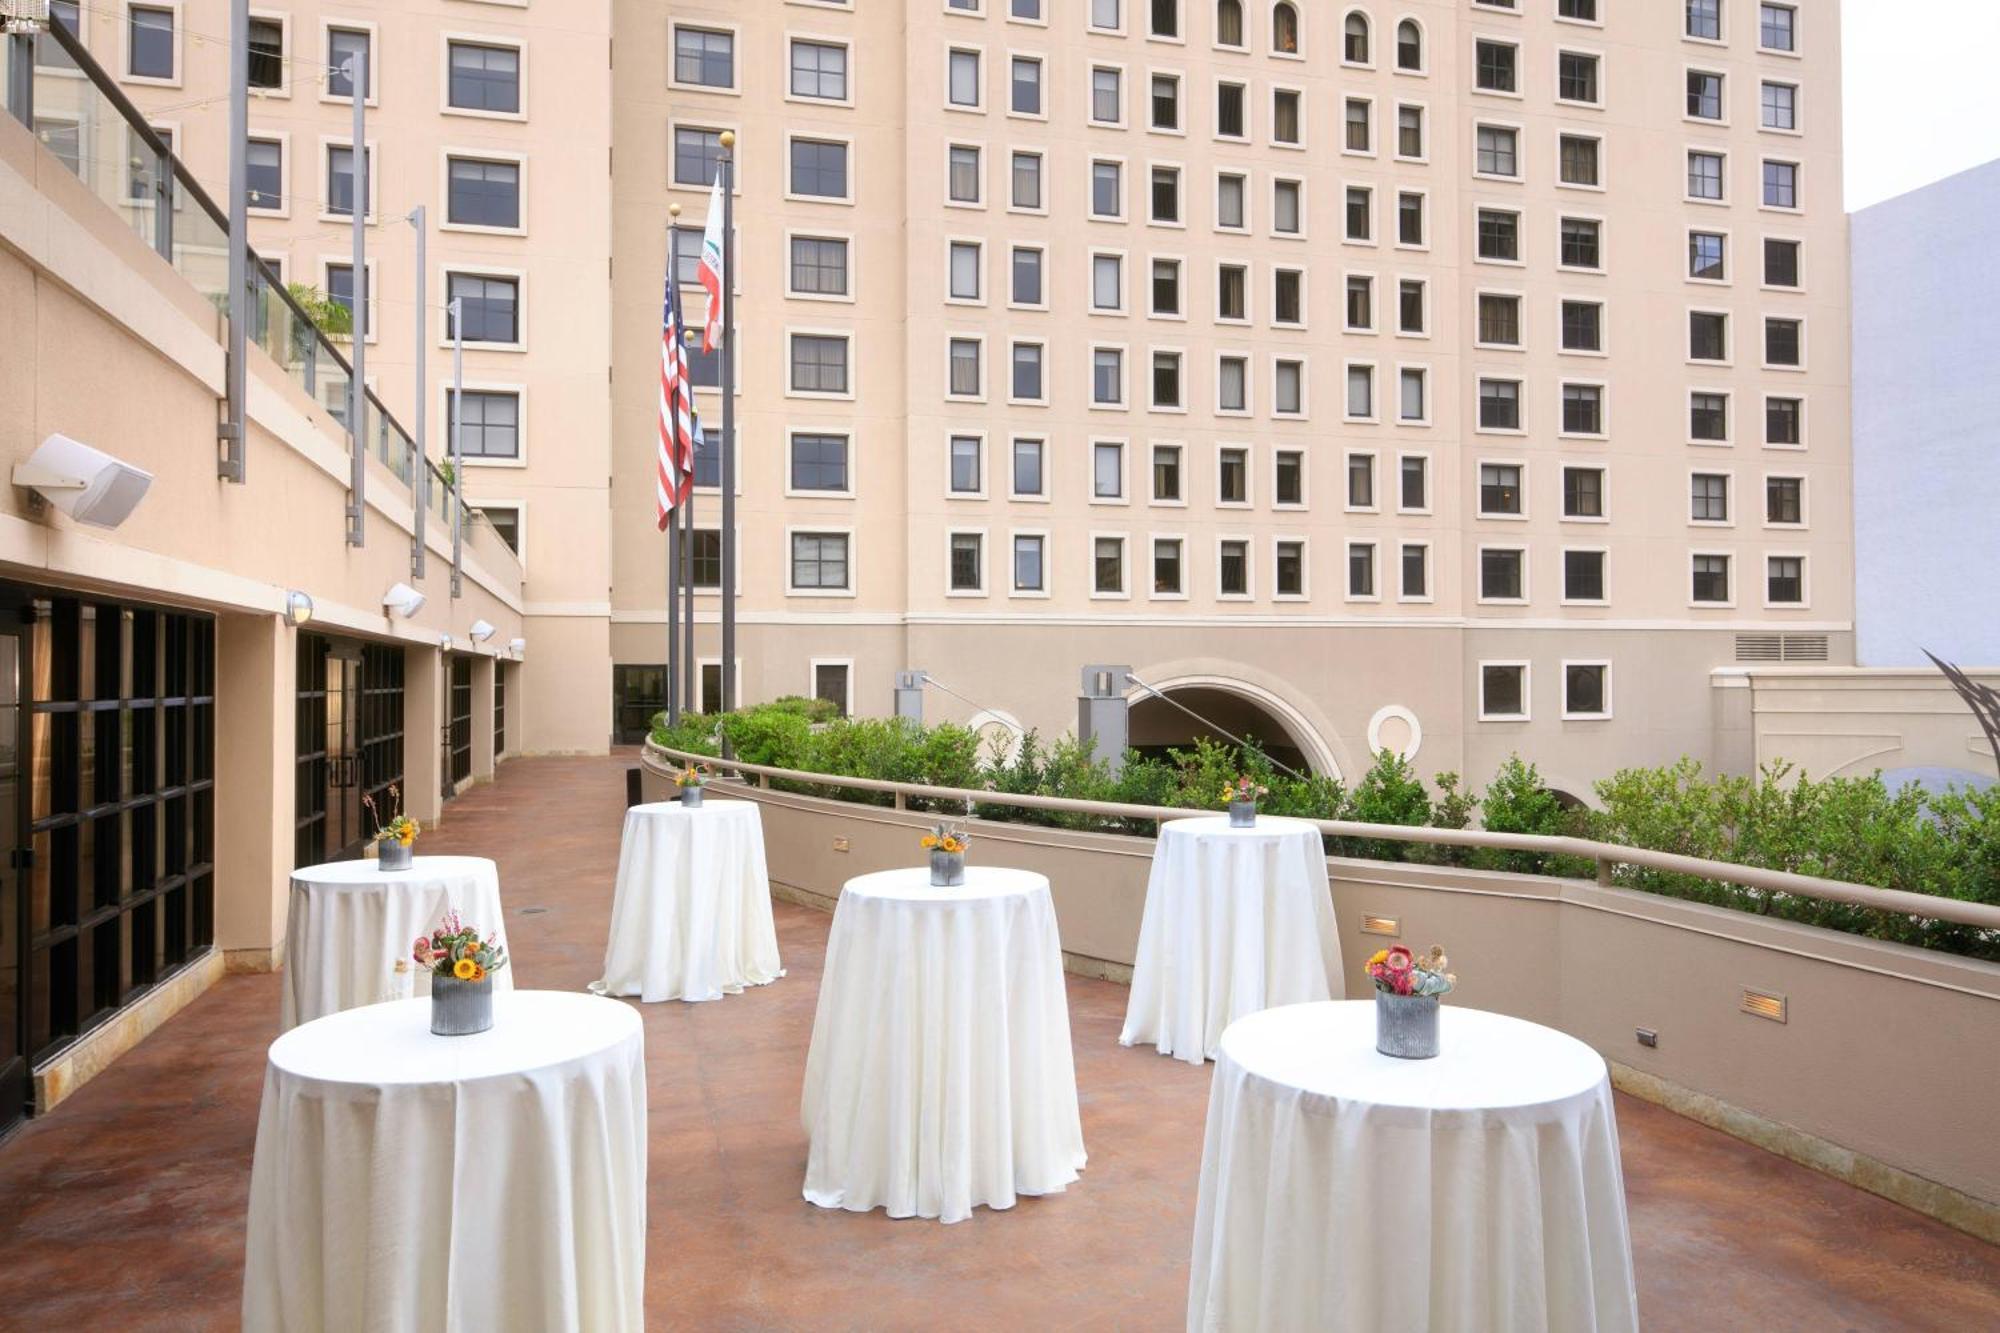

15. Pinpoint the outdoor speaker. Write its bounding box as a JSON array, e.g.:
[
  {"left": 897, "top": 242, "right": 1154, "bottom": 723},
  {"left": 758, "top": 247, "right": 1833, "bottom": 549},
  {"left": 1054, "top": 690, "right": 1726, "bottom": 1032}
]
[{"left": 13, "top": 433, "right": 154, "bottom": 530}]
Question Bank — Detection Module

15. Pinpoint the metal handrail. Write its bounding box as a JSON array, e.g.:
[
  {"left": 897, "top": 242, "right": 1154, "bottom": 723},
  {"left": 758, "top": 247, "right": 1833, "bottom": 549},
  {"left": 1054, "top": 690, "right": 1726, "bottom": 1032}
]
[{"left": 645, "top": 741, "right": 2000, "bottom": 932}]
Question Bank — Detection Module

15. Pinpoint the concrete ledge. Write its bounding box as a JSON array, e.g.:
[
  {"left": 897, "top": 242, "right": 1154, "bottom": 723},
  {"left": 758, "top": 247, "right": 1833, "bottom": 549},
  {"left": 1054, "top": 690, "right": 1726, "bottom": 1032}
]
[
  {"left": 33, "top": 949, "right": 224, "bottom": 1114},
  {"left": 1610, "top": 1063, "right": 2000, "bottom": 1246}
]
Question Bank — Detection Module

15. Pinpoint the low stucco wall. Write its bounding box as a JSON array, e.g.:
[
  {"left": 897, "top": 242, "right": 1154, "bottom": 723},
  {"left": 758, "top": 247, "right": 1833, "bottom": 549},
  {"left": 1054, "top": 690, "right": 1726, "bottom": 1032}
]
[{"left": 644, "top": 762, "right": 2000, "bottom": 1234}]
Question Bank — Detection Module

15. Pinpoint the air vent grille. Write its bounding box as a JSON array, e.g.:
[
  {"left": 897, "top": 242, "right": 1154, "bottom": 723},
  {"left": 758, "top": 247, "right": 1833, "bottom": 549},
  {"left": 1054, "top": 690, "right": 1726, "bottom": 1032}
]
[{"left": 1734, "top": 634, "right": 1829, "bottom": 663}]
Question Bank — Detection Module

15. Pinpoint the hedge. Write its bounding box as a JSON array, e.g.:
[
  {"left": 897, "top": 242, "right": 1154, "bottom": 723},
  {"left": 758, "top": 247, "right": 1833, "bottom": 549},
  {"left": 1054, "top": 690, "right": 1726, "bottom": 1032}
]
[{"left": 652, "top": 700, "right": 2000, "bottom": 961}]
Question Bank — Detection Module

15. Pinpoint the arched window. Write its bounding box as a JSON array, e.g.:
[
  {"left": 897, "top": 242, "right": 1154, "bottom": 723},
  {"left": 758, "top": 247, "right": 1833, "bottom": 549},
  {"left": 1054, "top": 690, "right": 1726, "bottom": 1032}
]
[
  {"left": 1216, "top": 0, "right": 1244, "bottom": 46},
  {"left": 1272, "top": 1, "right": 1299, "bottom": 53},
  {"left": 1344, "top": 12, "right": 1370, "bottom": 63},
  {"left": 1396, "top": 18, "right": 1422, "bottom": 70}
]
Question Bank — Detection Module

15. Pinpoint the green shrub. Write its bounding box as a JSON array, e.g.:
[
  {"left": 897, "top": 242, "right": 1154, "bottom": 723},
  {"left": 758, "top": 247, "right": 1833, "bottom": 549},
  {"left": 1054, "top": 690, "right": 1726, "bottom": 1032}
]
[{"left": 1341, "top": 750, "right": 1432, "bottom": 861}]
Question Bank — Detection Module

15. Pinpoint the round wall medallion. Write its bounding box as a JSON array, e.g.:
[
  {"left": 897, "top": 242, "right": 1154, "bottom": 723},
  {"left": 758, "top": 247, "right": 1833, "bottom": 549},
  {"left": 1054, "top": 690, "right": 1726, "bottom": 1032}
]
[{"left": 1366, "top": 705, "right": 1423, "bottom": 762}]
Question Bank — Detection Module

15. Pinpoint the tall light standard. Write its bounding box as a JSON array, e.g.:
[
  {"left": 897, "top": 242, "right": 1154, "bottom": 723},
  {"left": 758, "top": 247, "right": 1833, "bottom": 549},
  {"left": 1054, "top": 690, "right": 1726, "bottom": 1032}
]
[
  {"left": 448, "top": 296, "right": 464, "bottom": 600},
  {"left": 344, "top": 47, "right": 368, "bottom": 546},
  {"left": 717, "top": 131, "right": 738, "bottom": 720},
  {"left": 408, "top": 205, "right": 427, "bottom": 579}
]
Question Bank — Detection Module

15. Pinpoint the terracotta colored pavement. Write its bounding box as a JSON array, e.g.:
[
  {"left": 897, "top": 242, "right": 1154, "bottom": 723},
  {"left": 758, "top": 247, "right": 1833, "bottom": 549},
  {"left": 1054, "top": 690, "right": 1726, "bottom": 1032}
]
[{"left": 0, "top": 754, "right": 1995, "bottom": 1331}]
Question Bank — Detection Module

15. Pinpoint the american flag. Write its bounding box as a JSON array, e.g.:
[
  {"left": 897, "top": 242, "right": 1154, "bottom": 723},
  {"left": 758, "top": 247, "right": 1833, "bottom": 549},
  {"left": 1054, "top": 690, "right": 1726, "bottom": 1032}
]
[{"left": 656, "top": 268, "right": 703, "bottom": 530}]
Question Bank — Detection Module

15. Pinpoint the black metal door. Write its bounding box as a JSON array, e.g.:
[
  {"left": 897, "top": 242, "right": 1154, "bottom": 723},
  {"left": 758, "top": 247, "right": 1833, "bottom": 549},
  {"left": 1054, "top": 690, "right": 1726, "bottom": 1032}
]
[
  {"left": 447, "top": 657, "right": 472, "bottom": 789},
  {"left": 297, "top": 636, "right": 404, "bottom": 866},
  {"left": 0, "top": 617, "right": 27, "bottom": 1134},
  {"left": 612, "top": 664, "right": 666, "bottom": 744}
]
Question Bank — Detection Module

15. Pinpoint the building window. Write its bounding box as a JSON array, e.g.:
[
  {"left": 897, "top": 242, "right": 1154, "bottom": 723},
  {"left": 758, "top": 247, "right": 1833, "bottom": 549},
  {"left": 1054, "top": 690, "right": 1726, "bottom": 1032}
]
[
  {"left": 1347, "top": 453, "right": 1375, "bottom": 508},
  {"left": 1558, "top": 382, "right": 1603, "bottom": 435},
  {"left": 1275, "top": 541, "right": 1304, "bottom": 596},
  {"left": 1152, "top": 167, "right": 1181, "bottom": 223},
  {"left": 1398, "top": 105, "right": 1425, "bottom": 158},
  {"left": 1091, "top": 161, "right": 1122, "bottom": 218},
  {"left": 1152, "top": 74, "right": 1181, "bottom": 131},
  {"left": 449, "top": 41, "right": 521, "bottom": 114},
  {"left": 1344, "top": 275, "right": 1373, "bottom": 330},
  {"left": 790, "top": 235, "right": 850, "bottom": 297},
  {"left": 792, "top": 40, "right": 849, "bottom": 100},
  {"left": 243, "top": 15, "right": 283, "bottom": 87},
  {"left": 1274, "top": 360, "right": 1304, "bottom": 414},
  {"left": 1095, "top": 537, "right": 1126, "bottom": 594},
  {"left": 1273, "top": 2, "right": 1300, "bottom": 54},
  {"left": 1691, "top": 553, "right": 1730, "bottom": 603},
  {"left": 1687, "top": 70, "right": 1724, "bottom": 121},
  {"left": 1401, "top": 543, "right": 1428, "bottom": 598},
  {"left": 1155, "top": 260, "right": 1184, "bottom": 316},
  {"left": 1011, "top": 152, "right": 1043, "bottom": 209},
  {"left": 1559, "top": 134, "right": 1600, "bottom": 187},
  {"left": 1764, "top": 317, "right": 1803, "bottom": 367},
  {"left": 1476, "top": 209, "right": 1519, "bottom": 262},
  {"left": 326, "top": 26, "right": 374, "bottom": 98},
  {"left": 1272, "top": 89, "right": 1302, "bottom": 145},
  {"left": 1153, "top": 445, "right": 1182, "bottom": 501},
  {"left": 1272, "top": 268, "right": 1302, "bottom": 324},
  {"left": 1219, "top": 540, "right": 1249, "bottom": 596},
  {"left": 948, "top": 48, "right": 982, "bottom": 108},
  {"left": 674, "top": 26, "right": 735, "bottom": 88},
  {"left": 1764, "top": 238, "right": 1801, "bottom": 287},
  {"left": 949, "top": 437, "right": 983, "bottom": 494},
  {"left": 1478, "top": 293, "right": 1520, "bottom": 346},
  {"left": 1689, "top": 230, "right": 1726, "bottom": 280},
  {"left": 1273, "top": 179, "right": 1302, "bottom": 234},
  {"left": 1560, "top": 218, "right": 1601, "bottom": 269},
  {"left": 790, "top": 334, "right": 850, "bottom": 394},
  {"left": 1763, "top": 160, "right": 1799, "bottom": 209},
  {"left": 1399, "top": 280, "right": 1426, "bottom": 333},
  {"left": 814, "top": 663, "right": 851, "bottom": 717},
  {"left": 1219, "top": 356, "right": 1249, "bottom": 412},
  {"left": 1563, "top": 466, "right": 1604, "bottom": 518},
  {"left": 1345, "top": 98, "right": 1372, "bottom": 152},
  {"left": 482, "top": 505, "right": 521, "bottom": 554},
  {"left": 327, "top": 144, "right": 368, "bottom": 218},
  {"left": 1688, "top": 151, "right": 1725, "bottom": 201},
  {"left": 446, "top": 273, "right": 520, "bottom": 344},
  {"left": 790, "top": 433, "right": 849, "bottom": 491},
  {"left": 1219, "top": 265, "right": 1249, "bottom": 321},
  {"left": 1560, "top": 0, "right": 1598, "bottom": 19},
  {"left": 1766, "top": 396, "right": 1802, "bottom": 445},
  {"left": 1091, "top": 0, "right": 1122, "bottom": 28},
  {"left": 1093, "top": 349, "right": 1124, "bottom": 405},
  {"left": 246, "top": 138, "right": 283, "bottom": 211},
  {"left": 674, "top": 127, "right": 725, "bottom": 186},
  {"left": 1397, "top": 193, "right": 1424, "bottom": 246},
  {"left": 447, "top": 157, "right": 521, "bottom": 229},
  {"left": 1480, "top": 549, "right": 1524, "bottom": 600},
  {"left": 1153, "top": 539, "right": 1184, "bottom": 595},
  {"left": 1151, "top": 0, "right": 1181, "bottom": 37},
  {"left": 948, "top": 145, "right": 981, "bottom": 204},
  {"left": 1092, "top": 67, "right": 1122, "bottom": 124},
  {"left": 1476, "top": 125, "right": 1518, "bottom": 178},
  {"left": 1092, "top": 254, "right": 1123, "bottom": 311},
  {"left": 1094, "top": 441, "right": 1124, "bottom": 498},
  {"left": 1564, "top": 550, "right": 1606, "bottom": 601},
  {"left": 1479, "top": 463, "right": 1522, "bottom": 516},
  {"left": 1014, "top": 535, "right": 1046, "bottom": 592},
  {"left": 1475, "top": 40, "right": 1516, "bottom": 94},
  {"left": 1012, "top": 438, "right": 1045, "bottom": 496},
  {"left": 1561, "top": 300, "right": 1602, "bottom": 352},
  {"left": 1345, "top": 12, "right": 1370, "bottom": 62},
  {"left": 1689, "top": 311, "right": 1728, "bottom": 362},
  {"left": 1481, "top": 664, "right": 1527, "bottom": 718},
  {"left": 1345, "top": 187, "right": 1372, "bottom": 241},
  {"left": 688, "top": 530, "right": 724, "bottom": 588},
  {"left": 1761, "top": 81, "right": 1797, "bottom": 131},
  {"left": 1760, "top": 3, "right": 1795, "bottom": 52},
  {"left": 445, "top": 389, "right": 521, "bottom": 459},
  {"left": 1565, "top": 663, "right": 1608, "bottom": 716},
  {"left": 1766, "top": 476, "right": 1802, "bottom": 524},
  {"left": 1396, "top": 19, "right": 1422, "bottom": 70},
  {"left": 1014, "top": 343, "right": 1046, "bottom": 400},
  {"left": 1216, "top": 0, "right": 1245, "bottom": 46},
  {"left": 1345, "top": 364, "right": 1374, "bottom": 418},
  {"left": 1478, "top": 379, "right": 1521, "bottom": 431},
  {"left": 1348, "top": 543, "right": 1377, "bottom": 597},
  {"left": 1012, "top": 247, "right": 1044, "bottom": 305},
  {"left": 949, "top": 338, "right": 983, "bottom": 397},
  {"left": 949, "top": 241, "right": 982, "bottom": 300},
  {"left": 326, "top": 263, "right": 368, "bottom": 331},
  {"left": 1691, "top": 472, "right": 1729, "bottom": 522},
  {"left": 1687, "top": 0, "right": 1721, "bottom": 40},
  {"left": 792, "top": 533, "right": 852, "bottom": 591},
  {"left": 790, "top": 138, "right": 849, "bottom": 198},
  {"left": 1691, "top": 392, "right": 1729, "bottom": 441},
  {"left": 1400, "top": 455, "right": 1428, "bottom": 511},
  {"left": 1767, "top": 556, "right": 1803, "bottom": 604},
  {"left": 1558, "top": 51, "right": 1598, "bottom": 104},
  {"left": 1013, "top": 56, "right": 1044, "bottom": 115},
  {"left": 1216, "top": 81, "right": 1247, "bottom": 138},
  {"left": 1275, "top": 450, "right": 1303, "bottom": 505}
]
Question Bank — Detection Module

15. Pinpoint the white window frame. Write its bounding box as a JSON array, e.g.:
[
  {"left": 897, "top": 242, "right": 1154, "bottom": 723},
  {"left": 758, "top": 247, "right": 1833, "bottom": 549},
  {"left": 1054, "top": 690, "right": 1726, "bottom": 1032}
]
[
  {"left": 1560, "top": 659, "right": 1613, "bottom": 719},
  {"left": 1477, "top": 660, "right": 1532, "bottom": 722}
]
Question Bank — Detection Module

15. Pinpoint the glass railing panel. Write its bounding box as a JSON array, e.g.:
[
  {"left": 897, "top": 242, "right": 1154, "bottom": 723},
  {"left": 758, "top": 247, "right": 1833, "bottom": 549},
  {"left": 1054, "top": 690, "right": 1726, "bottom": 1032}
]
[
  {"left": 169, "top": 187, "right": 230, "bottom": 322},
  {"left": 28, "top": 66, "right": 153, "bottom": 253}
]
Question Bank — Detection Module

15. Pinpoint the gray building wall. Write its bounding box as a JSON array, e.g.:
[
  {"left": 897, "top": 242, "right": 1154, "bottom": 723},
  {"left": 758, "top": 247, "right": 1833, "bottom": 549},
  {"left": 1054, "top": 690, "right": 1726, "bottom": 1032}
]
[{"left": 1852, "top": 159, "right": 2000, "bottom": 667}]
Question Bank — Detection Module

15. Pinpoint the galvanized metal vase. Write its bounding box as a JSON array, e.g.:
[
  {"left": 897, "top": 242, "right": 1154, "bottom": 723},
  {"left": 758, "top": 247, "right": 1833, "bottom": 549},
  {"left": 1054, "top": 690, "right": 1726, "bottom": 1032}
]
[
  {"left": 430, "top": 976, "right": 494, "bottom": 1036},
  {"left": 929, "top": 849, "right": 966, "bottom": 887},
  {"left": 377, "top": 838, "right": 413, "bottom": 872},
  {"left": 1375, "top": 991, "right": 1441, "bottom": 1059},
  {"left": 680, "top": 786, "right": 705, "bottom": 808},
  {"left": 1228, "top": 800, "right": 1258, "bottom": 828}
]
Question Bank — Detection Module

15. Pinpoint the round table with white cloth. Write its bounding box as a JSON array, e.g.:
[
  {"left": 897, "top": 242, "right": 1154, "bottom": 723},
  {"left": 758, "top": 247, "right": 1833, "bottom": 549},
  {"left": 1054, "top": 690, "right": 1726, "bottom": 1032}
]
[
  {"left": 242, "top": 991, "right": 648, "bottom": 1331},
  {"left": 1120, "top": 815, "right": 1342, "bottom": 1064},
  {"left": 594, "top": 799, "right": 784, "bottom": 1002},
  {"left": 801, "top": 865, "right": 1086, "bottom": 1223},
  {"left": 281, "top": 854, "right": 514, "bottom": 1031},
  {"left": 1188, "top": 1001, "right": 1638, "bottom": 1333}
]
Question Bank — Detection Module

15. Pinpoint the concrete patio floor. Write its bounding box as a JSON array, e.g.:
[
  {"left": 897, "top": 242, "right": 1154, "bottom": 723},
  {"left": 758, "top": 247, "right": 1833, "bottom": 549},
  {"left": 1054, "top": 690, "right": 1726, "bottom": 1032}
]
[{"left": 0, "top": 753, "right": 1995, "bottom": 1330}]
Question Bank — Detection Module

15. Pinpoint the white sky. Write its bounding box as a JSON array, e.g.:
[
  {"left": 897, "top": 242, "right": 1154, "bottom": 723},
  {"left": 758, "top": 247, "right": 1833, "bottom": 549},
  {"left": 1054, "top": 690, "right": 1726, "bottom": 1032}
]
[{"left": 1843, "top": 0, "right": 2000, "bottom": 210}]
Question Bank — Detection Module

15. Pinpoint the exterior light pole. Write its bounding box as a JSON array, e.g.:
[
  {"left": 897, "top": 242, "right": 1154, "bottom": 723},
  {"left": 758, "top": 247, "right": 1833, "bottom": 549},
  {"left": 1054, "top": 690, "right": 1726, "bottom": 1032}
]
[
  {"left": 408, "top": 205, "right": 426, "bottom": 579},
  {"left": 220, "top": 0, "right": 248, "bottom": 482},
  {"left": 449, "top": 296, "right": 464, "bottom": 599},
  {"left": 345, "top": 48, "right": 368, "bottom": 547},
  {"left": 718, "top": 131, "right": 738, "bottom": 722}
]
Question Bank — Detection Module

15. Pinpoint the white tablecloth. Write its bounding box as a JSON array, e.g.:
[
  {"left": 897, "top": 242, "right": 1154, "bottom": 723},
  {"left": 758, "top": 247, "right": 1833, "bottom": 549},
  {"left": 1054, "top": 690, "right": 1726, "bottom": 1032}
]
[
  {"left": 801, "top": 866, "right": 1086, "bottom": 1223},
  {"left": 243, "top": 991, "right": 648, "bottom": 1332},
  {"left": 594, "top": 799, "right": 783, "bottom": 1002},
  {"left": 1189, "top": 1002, "right": 1638, "bottom": 1333},
  {"left": 1121, "top": 816, "right": 1342, "bottom": 1063},
  {"left": 282, "top": 854, "right": 515, "bottom": 1031}
]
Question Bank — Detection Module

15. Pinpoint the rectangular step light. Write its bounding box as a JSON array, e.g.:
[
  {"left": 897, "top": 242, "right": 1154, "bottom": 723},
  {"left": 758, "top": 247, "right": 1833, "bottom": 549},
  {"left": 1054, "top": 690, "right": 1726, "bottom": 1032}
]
[
  {"left": 1740, "top": 988, "right": 1787, "bottom": 1023},
  {"left": 1360, "top": 914, "right": 1400, "bottom": 937}
]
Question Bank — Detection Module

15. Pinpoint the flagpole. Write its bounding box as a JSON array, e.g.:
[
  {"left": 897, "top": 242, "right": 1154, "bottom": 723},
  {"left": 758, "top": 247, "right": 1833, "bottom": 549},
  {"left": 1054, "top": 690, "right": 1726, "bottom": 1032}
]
[
  {"left": 681, "top": 450, "right": 696, "bottom": 710},
  {"left": 664, "top": 209, "right": 681, "bottom": 727},
  {"left": 719, "top": 132, "right": 738, "bottom": 736}
]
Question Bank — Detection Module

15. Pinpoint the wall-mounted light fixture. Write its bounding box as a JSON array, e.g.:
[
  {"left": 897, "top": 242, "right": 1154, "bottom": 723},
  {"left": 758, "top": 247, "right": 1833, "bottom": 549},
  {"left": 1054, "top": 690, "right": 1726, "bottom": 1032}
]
[
  {"left": 509, "top": 637, "right": 527, "bottom": 656},
  {"left": 439, "top": 632, "right": 453, "bottom": 652},
  {"left": 12, "top": 433, "right": 154, "bottom": 529},
  {"left": 282, "top": 590, "right": 314, "bottom": 628},
  {"left": 383, "top": 582, "right": 427, "bottom": 618},
  {"left": 468, "top": 619, "right": 496, "bottom": 643}
]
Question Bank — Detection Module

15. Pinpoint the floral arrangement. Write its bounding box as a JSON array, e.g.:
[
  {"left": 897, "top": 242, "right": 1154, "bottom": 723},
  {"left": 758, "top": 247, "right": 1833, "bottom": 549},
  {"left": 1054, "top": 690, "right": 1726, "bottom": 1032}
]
[
  {"left": 1365, "top": 945, "right": 1456, "bottom": 997},
  {"left": 1217, "top": 775, "right": 1270, "bottom": 807},
  {"left": 920, "top": 821, "right": 968, "bottom": 856},
  {"left": 362, "top": 783, "right": 419, "bottom": 848},
  {"left": 673, "top": 763, "right": 711, "bottom": 790},
  {"left": 412, "top": 910, "right": 508, "bottom": 983}
]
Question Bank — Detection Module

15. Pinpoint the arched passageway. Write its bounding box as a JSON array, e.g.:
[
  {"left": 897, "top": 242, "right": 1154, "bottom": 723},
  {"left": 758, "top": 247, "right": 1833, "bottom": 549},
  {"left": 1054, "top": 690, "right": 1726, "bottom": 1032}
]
[{"left": 1127, "top": 683, "right": 1329, "bottom": 776}]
